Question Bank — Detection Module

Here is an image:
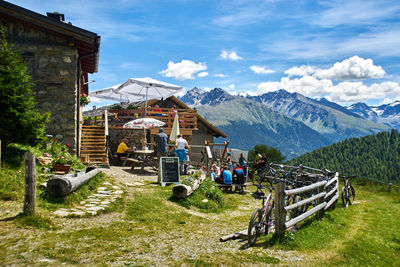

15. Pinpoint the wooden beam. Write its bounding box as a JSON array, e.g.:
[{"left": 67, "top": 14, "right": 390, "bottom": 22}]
[
  {"left": 285, "top": 180, "right": 327, "bottom": 196},
  {"left": 285, "top": 202, "right": 327, "bottom": 229},
  {"left": 285, "top": 192, "right": 326, "bottom": 211}
]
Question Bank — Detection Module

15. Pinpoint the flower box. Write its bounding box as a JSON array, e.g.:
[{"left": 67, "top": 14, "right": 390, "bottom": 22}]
[{"left": 52, "top": 164, "right": 71, "bottom": 173}]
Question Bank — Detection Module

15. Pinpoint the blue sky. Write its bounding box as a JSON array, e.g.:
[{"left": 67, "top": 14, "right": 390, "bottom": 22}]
[{"left": 12, "top": 0, "right": 400, "bottom": 108}]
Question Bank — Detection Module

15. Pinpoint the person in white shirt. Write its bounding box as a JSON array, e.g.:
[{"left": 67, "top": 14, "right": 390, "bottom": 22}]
[{"left": 170, "top": 134, "right": 191, "bottom": 173}]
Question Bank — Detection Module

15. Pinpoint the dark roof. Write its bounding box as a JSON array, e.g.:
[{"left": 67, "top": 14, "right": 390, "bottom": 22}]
[
  {"left": 0, "top": 0, "right": 100, "bottom": 73},
  {"left": 150, "top": 96, "right": 227, "bottom": 138}
]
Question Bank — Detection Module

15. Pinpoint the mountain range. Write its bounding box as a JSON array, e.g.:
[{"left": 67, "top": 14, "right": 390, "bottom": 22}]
[{"left": 180, "top": 87, "right": 396, "bottom": 159}]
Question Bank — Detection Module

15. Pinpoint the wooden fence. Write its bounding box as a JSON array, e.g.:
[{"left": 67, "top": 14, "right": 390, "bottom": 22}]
[{"left": 274, "top": 172, "right": 339, "bottom": 234}]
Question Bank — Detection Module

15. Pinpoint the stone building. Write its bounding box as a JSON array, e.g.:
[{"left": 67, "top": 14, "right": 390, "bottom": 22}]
[{"left": 0, "top": 1, "right": 100, "bottom": 154}]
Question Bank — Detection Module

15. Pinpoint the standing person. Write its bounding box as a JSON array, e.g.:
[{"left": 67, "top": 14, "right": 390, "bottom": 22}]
[
  {"left": 116, "top": 138, "right": 131, "bottom": 164},
  {"left": 239, "top": 153, "right": 247, "bottom": 167},
  {"left": 170, "top": 134, "right": 190, "bottom": 173},
  {"left": 155, "top": 128, "right": 169, "bottom": 167}
]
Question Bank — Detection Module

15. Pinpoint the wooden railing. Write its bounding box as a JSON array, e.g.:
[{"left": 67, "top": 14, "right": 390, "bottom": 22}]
[
  {"left": 274, "top": 172, "right": 339, "bottom": 234},
  {"left": 84, "top": 107, "right": 198, "bottom": 130}
]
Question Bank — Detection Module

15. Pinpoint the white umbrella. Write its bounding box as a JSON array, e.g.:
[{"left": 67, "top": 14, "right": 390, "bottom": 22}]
[
  {"left": 123, "top": 118, "right": 166, "bottom": 129},
  {"left": 89, "top": 84, "right": 142, "bottom": 103},
  {"left": 169, "top": 114, "right": 180, "bottom": 142},
  {"left": 115, "top": 77, "right": 182, "bottom": 112},
  {"left": 123, "top": 118, "right": 166, "bottom": 149}
]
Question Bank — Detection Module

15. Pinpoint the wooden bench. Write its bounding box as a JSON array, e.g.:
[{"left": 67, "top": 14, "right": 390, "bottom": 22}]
[
  {"left": 124, "top": 158, "right": 145, "bottom": 170},
  {"left": 216, "top": 183, "right": 248, "bottom": 194}
]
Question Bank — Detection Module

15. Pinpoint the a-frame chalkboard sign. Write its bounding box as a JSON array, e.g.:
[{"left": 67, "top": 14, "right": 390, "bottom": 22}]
[{"left": 158, "top": 157, "right": 180, "bottom": 186}]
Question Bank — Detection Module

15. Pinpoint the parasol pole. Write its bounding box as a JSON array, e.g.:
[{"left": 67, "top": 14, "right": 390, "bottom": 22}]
[{"left": 144, "top": 86, "right": 149, "bottom": 117}]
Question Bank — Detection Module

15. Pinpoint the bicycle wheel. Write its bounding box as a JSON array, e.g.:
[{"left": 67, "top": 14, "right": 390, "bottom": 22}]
[
  {"left": 347, "top": 185, "right": 355, "bottom": 205},
  {"left": 248, "top": 208, "right": 263, "bottom": 246},
  {"left": 341, "top": 186, "right": 348, "bottom": 207}
]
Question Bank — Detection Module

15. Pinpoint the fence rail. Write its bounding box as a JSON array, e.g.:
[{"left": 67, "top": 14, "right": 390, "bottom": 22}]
[{"left": 275, "top": 172, "right": 339, "bottom": 234}]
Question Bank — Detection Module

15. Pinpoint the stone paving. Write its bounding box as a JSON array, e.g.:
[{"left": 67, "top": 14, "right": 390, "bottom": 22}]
[{"left": 53, "top": 182, "right": 123, "bottom": 217}]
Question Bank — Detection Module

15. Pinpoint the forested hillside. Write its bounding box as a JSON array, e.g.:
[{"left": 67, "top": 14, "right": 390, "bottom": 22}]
[{"left": 288, "top": 130, "right": 400, "bottom": 183}]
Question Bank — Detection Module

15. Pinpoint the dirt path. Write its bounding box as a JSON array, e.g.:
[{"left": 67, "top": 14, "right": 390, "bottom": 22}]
[{"left": 97, "top": 166, "right": 306, "bottom": 265}]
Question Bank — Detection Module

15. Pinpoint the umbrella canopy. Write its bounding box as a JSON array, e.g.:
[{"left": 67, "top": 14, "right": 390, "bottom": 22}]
[
  {"left": 115, "top": 77, "right": 182, "bottom": 107},
  {"left": 123, "top": 118, "right": 166, "bottom": 129},
  {"left": 169, "top": 114, "right": 180, "bottom": 142},
  {"left": 89, "top": 84, "right": 143, "bottom": 103}
]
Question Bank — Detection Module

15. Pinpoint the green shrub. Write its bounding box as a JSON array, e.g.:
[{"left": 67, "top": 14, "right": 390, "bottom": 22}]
[
  {"left": 174, "top": 178, "right": 225, "bottom": 213},
  {"left": 0, "top": 166, "right": 24, "bottom": 200}
]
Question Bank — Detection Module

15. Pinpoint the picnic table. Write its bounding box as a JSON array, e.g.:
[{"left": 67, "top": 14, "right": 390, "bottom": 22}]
[{"left": 123, "top": 149, "right": 156, "bottom": 170}]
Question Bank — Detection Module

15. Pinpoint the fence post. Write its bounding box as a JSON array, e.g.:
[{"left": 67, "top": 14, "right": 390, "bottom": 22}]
[
  {"left": 23, "top": 152, "right": 36, "bottom": 216},
  {"left": 274, "top": 182, "right": 286, "bottom": 235},
  {"left": 317, "top": 185, "right": 325, "bottom": 218},
  {"left": 388, "top": 183, "right": 392, "bottom": 193}
]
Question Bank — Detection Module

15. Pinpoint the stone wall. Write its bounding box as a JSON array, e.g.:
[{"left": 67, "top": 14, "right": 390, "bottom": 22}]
[
  {"left": 1, "top": 19, "right": 78, "bottom": 147},
  {"left": 108, "top": 128, "right": 145, "bottom": 153}
]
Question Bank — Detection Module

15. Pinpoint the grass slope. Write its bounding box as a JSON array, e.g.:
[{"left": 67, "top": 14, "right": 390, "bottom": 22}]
[{"left": 198, "top": 98, "right": 330, "bottom": 159}]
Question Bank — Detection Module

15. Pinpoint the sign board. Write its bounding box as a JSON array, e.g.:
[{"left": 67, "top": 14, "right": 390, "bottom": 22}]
[{"left": 158, "top": 157, "right": 180, "bottom": 186}]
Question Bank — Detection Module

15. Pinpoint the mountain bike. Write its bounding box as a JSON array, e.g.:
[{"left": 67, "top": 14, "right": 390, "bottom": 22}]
[
  {"left": 341, "top": 178, "right": 355, "bottom": 207},
  {"left": 248, "top": 183, "right": 275, "bottom": 246}
]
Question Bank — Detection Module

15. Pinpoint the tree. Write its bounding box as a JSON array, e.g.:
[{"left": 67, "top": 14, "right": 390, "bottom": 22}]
[
  {"left": 0, "top": 27, "right": 49, "bottom": 152},
  {"left": 248, "top": 144, "right": 285, "bottom": 164}
]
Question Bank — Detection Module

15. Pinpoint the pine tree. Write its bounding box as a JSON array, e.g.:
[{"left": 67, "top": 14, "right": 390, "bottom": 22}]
[{"left": 0, "top": 27, "right": 49, "bottom": 151}]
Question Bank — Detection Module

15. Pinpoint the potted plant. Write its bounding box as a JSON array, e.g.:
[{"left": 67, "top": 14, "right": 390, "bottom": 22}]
[
  {"left": 80, "top": 93, "right": 90, "bottom": 106},
  {"left": 52, "top": 155, "right": 72, "bottom": 173}
]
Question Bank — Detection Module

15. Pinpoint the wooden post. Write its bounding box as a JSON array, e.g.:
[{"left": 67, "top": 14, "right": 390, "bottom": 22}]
[
  {"left": 388, "top": 183, "right": 392, "bottom": 193},
  {"left": 274, "top": 182, "right": 286, "bottom": 235},
  {"left": 317, "top": 185, "right": 325, "bottom": 218},
  {"left": 23, "top": 152, "right": 36, "bottom": 216}
]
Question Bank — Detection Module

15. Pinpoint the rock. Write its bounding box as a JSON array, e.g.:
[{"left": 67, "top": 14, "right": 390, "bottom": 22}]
[
  {"left": 54, "top": 210, "right": 70, "bottom": 217},
  {"left": 86, "top": 206, "right": 105, "bottom": 212},
  {"left": 70, "top": 211, "right": 86, "bottom": 216},
  {"left": 202, "top": 199, "right": 209, "bottom": 203}
]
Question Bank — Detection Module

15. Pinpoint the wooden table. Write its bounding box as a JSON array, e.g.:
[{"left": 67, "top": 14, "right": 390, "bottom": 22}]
[{"left": 123, "top": 150, "right": 156, "bottom": 170}]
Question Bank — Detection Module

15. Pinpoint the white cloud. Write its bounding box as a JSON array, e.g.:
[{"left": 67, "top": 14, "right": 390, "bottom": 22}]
[
  {"left": 214, "top": 73, "right": 228, "bottom": 78},
  {"left": 285, "top": 65, "right": 317, "bottom": 77},
  {"left": 256, "top": 76, "right": 400, "bottom": 103},
  {"left": 197, "top": 72, "right": 209, "bottom": 77},
  {"left": 227, "top": 84, "right": 236, "bottom": 90},
  {"left": 314, "top": 56, "right": 386, "bottom": 80},
  {"left": 250, "top": 65, "right": 275, "bottom": 75},
  {"left": 314, "top": 1, "right": 400, "bottom": 28},
  {"left": 220, "top": 50, "right": 243, "bottom": 60},
  {"left": 159, "top": 60, "right": 207, "bottom": 81}
]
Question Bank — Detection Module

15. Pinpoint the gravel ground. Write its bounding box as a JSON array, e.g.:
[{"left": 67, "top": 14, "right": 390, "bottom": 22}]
[
  {"left": 0, "top": 166, "right": 307, "bottom": 266},
  {"left": 97, "top": 166, "right": 306, "bottom": 265}
]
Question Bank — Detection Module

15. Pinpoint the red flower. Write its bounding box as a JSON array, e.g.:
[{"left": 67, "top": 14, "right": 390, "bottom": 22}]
[
  {"left": 59, "top": 156, "right": 63, "bottom": 159},
  {"left": 67, "top": 143, "right": 70, "bottom": 147},
  {"left": 55, "top": 138, "right": 58, "bottom": 142}
]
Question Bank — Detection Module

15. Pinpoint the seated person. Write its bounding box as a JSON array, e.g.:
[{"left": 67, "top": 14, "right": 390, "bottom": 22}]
[
  {"left": 117, "top": 138, "right": 131, "bottom": 163},
  {"left": 153, "top": 105, "right": 162, "bottom": 116},
  {"left": 233, "top": 164, "right": 245, "bottom": 184},
  {"left": 216, "top": 164, "right": 233, "bottom": 185},
  {"left": 211, "top": 162, "right": 221, "bottom": 181}
]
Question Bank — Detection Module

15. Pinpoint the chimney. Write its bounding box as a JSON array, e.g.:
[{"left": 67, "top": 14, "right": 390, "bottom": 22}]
[{"left": 46, "top": 12, "right": 65, "bottom": 22}]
